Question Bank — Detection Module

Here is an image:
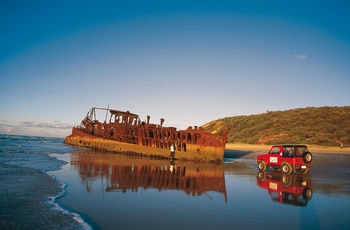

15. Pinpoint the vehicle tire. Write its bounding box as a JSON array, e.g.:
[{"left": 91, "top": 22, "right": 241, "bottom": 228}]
[
  {"left": 258, "top": 161, "right": 266, "bottom": 171},
  {"left": 303, "top": 152, "right": 313, "bottom": 163},
  {"left": 281, "top": 175, "right": 292, "bottom": 188},
  {"left": 303, "top": 188, "right": 313, "bottom": 199},
  {"left": 281, "top": 162, "right": 292, "bottom": 174},
  {"left": 257, "top": 171, "right": 266, "bottom": 182}
]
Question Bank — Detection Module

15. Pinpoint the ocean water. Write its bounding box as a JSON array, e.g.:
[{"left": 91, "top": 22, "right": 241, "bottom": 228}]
[
  {"left": 1, "top": 134, "right": 350, "bottom": 230},
  {"left": 0, "top": 134, "right": 91, "bottom": 230}
]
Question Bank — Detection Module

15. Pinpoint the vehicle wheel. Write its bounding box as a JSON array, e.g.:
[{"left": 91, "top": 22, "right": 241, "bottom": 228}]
[
  {"left": 281, "top": 162, "right": 292, "bottom": 174},
  {"left": 257, "top": 171, "right": 266, "bottom": 182},
  {"left": 281, "top": 175, "right": 292, "bottom": 188},
  {"left": 303, "top": 152, "right": 313, "bottom": 163},
  {"left": 303, "top": 188, "right": 313, "bottom": 199},
  {"left": 258, "top": 161, "right": 266, "bottom": 171}
]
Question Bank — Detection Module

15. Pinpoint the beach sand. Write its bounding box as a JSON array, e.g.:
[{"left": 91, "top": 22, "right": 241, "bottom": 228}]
[
  {"left": 0, "top": 163, "right": 84, "bottom": 230},
  {"left": 1, "top": 143, "right": 349, "bottom": 229},
  {"left": 53, "top": 145, "right": 350, "bottom": 229}
]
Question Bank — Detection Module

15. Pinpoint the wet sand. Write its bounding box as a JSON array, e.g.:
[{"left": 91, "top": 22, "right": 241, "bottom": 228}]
[
  {"left": 52, "top": 145, "right": 350, "bottom": 229},
  {"left": 1, "top": 143, "right": 349, "bottom": 229},
  {"left": 0, "top": 163, "right": 86, "bottom": 230}
]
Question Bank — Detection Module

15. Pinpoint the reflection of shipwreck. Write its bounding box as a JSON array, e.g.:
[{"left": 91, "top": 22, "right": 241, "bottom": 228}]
[
  {"left": 64, "top": 107, "right": 228, "bottom": 162},
  {"left": 70, "top": 151, "right": 227, "bottom": 202},
  {"left": 256, "top": 171, "right": 312, "bottom": 206}
]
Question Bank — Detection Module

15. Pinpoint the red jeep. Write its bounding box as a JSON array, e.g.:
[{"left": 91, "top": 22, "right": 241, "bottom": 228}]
[
  {"left": 256, "top": 171, "right": 313, "bottom": 206},
  {"left": 256, "top": 145, "right": 313, "bottom": 174}
]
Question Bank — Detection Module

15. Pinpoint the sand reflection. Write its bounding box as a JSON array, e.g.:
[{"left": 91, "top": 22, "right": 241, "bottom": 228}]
[{"left": 70, "top": 151, "right": 227, "bottom": 201}]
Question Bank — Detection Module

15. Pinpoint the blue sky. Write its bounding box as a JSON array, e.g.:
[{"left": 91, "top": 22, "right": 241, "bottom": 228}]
[{"left": 1, "top": 0, "right": 349, "bottom": 137}]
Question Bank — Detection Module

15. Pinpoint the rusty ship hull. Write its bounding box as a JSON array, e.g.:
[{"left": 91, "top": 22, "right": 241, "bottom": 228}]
[{"left": 64, "top": 107, "right": 228, "bottom": 163}]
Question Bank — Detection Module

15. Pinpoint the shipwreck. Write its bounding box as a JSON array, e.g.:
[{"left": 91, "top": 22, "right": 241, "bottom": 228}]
[{"left": 64, "top": 107, "right": 228, "bottom": 163}]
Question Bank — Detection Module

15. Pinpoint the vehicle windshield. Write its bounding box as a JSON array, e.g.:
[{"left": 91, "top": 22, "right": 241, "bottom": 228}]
[{"left": 270, "top": 146, "right": 280, "bottom": 154}]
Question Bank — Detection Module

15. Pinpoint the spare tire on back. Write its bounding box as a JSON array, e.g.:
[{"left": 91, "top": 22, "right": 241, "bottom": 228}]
[{"left": 303, "top": 152, "right": 313, "bottom": 163}]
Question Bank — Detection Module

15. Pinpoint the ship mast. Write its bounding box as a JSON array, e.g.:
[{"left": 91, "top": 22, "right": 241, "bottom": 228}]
[{"left": 104, "top": 103, "right": 110, "bottom": 123}]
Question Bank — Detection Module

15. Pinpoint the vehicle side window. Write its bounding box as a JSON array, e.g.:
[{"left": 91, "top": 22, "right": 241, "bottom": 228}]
[
  {"left": 295, "top": 147, "right": 307, "bottom": 156},
  {"left": 283, "top": 147, "right": 294, "bottom": 157},
  {"left": 270, "top": 147, "right": 280, "bottom": 154}
]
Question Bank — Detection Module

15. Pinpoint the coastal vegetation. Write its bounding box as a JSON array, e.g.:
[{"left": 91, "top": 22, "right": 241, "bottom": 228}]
[{"left": 203, "top": 106, "right": 350, "bottom": 147}]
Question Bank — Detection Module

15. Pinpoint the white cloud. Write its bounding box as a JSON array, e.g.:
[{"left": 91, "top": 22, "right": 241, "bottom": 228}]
[
  {"left": 295, "top": 54, "right": 307, "bottom": 60},
  {"left": 19, "top": 121, "right": 73, "bottom": 129},
  {"left": 0, "top": 121, "right": 73, "bottom": 138}
]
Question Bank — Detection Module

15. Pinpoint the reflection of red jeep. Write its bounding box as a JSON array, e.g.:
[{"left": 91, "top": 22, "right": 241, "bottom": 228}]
[
  {"left": 256, "top": 171, "right": 313, "bottom": 206},
  {"left": 256, "top": 145, "right": 313, "bottom": 174}
]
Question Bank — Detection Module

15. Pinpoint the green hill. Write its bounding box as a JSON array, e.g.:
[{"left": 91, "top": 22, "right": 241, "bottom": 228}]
[{"left": 203, "top": 106, "right": 350, "bottom": 147}]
